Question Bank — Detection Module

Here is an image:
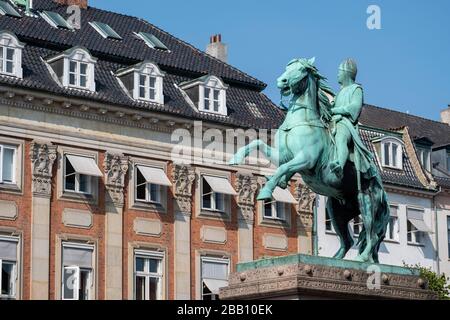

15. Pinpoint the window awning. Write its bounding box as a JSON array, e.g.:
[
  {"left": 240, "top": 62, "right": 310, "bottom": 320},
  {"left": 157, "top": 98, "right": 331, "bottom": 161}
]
[
  {"left": 66, "top": 155, "right": 102, "bottom": 177},
  {"left": 137, "top": 166, "right": 172, "bottom": 186},
  {"left": 272, "top": 187, "right": 297, "bottom": 204},
  {"left": 203, "top": 279, "right": 228, "bottom": 295},
  {"left": 204, "top": 176, "right": 237, "bottom": 195},
  {"left": 63, "top": 245, "right": 93, "bottom": 269},
  {"left": 407, "top": 210, "right": 433, "bottom": 233},
  {"left": 0, "top": 238, "right": 18, "bottom": 261}
]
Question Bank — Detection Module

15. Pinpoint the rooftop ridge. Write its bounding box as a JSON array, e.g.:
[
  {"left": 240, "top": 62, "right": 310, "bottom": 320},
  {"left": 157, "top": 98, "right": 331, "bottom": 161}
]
[{"left": 364, "top": 103, "right": 450, "bottom": 128}]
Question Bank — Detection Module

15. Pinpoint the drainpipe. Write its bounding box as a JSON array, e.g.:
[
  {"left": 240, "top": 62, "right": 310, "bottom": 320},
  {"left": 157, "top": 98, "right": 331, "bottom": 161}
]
[
  {"left": 313, "top": 197, "right": 319, "bottom": 256},
  {"left": 433, "top": 186, "right": 442, "bottom": 275}
]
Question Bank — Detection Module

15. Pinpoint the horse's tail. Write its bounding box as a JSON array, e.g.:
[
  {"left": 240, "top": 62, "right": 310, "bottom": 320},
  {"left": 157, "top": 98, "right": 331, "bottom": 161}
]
[{"left": 356, "top": 187, "right": 390, "bottom": 263}]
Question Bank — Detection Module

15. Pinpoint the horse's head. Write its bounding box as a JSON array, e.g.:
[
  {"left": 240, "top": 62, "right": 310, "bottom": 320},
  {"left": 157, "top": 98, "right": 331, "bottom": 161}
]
[{"left": 277, "top": 58, "right": 317, "bottom": 97}]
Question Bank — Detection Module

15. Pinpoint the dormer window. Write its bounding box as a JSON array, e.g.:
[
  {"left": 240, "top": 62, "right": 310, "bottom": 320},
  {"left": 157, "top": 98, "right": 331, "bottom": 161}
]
[
  {"left": 116, "top": 61, "right": 164, "bottom": 104},
  {"left": 0, "top": 31, "right": 24, "bottom": 78},
  {"left": 46, "top": 47, "right": 97, "bottom": 92},
  {"left": 379, "top": 137, "right": 403, "bottom": 170},
  {"left": 179, "top": 75, "right": 228, "bottom": 116},
  {"left": 417, "top": 147, "right": 431, "bottom": 171}
]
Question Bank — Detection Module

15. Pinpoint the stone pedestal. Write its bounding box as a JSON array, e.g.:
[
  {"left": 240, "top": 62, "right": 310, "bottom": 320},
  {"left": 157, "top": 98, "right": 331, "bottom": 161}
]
[{"left": 220, "top": 254, "right": 438, "bottom": 300}]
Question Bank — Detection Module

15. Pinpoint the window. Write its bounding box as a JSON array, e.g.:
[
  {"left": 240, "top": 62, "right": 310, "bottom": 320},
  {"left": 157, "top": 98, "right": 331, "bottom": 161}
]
[
  {"left": 381, "top": 138, "right": 403, "bottom": 169},
  {"left": 116, "top": 62, "right": 164, "bottom": 104},
  {"left": 136, "top": 32, "right": 168, "bottom": 50},
  {"left": 41, "top": 11, "right": 73, "bottom": 29},
  {"left": 46, "top": 47, "right": 96, "bottom": 92},
  {"left": 406, "top": 208, "right": 430, "bottom": 245},
  {"left": 352, "top": 216, "right": 363, "bottom": 236},
  {"left": 447, "top": 217, "right": 450, "bottom": 259},
  {"left": 385, "top": 206, "right": 400, "bottom": 242},
  {"left": 0, "top": 237, "right": 18, "bottom": 300},
  {"left": 179, "top": 75, "right": 228, "bottom": 116},
  {"left": 61, "top": 243, "right": 94, "bottom": 300},
  {"left": 447, "top": 152, "right": 450, "bottom": 173},
  {"left": 407, "top": 221, "right": 422, "bottom": 244},
  {"left": 0, "top": 1, "right": 21, "bottom": 18},
  {"left": 0, "top": 144, "right": 16, "bottom": 184},
  {"left": 89, "top": 21, "right": 122, "bottom": 40},
  {"left": 325, "top": 211, "right": 333, "bottom": 232},
  {"left": 134, "top": 164, "right": 171, "bottom": 206},
  {"left": 63, "top": 154, "right": 102, "bottom": 195},
  {"left": 202, "top": 177, "right": 225, "bottom": 212},
  {"left": 134, "top": 251, "right": 164, "bottom": 300},
  {"left": 417, "top": 148, "right": 431, "bottom": 171},
  {"left": 264, "top": 200, "right": 287, "bottom": 221},
  {"left": 201, "top": 257, "right": 229, "bottom": 300},
  {"left": 69, "top": 60, "right": 88, "bottom": 88},
  {"left": 0, "top": 31, "right": 24, "bottom": 78}
]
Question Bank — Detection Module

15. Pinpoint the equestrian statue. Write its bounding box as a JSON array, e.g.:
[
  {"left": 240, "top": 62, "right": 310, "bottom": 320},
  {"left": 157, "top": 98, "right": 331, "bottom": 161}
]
[{"left": 230, "top": 58, "right": 390, "bottom": 263}]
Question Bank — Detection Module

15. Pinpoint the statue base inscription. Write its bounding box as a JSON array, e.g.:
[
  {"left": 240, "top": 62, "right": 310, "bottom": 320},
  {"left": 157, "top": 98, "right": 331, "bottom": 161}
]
[{"left": 219, "top": 254, "right": 438, "bottom": 300}]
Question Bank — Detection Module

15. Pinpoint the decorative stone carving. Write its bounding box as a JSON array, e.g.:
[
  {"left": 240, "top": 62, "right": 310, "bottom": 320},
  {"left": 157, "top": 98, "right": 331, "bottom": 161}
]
[
  {"left": 296, "top": 182, "right": 316, "bottom": 230},
  {"left": 103, "top": 153, "right": 129, "bottom": 207},
  {"left": 235, "top": 174, "right": 258, "bottom": 223},
  {"left": 30, "top": 142, "right": 57, "bottom": 197},
  {"left": 173, "top": 165, "right": 196, "bottom": 215},
  {"left": 296, "top": 183, "right": 316, "bottom": 213}
]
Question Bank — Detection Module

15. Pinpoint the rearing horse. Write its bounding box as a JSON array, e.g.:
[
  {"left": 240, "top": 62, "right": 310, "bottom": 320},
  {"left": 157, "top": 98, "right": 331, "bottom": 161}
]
[{"left": 230, "top": 58, "right": 390, "bottom": 263}]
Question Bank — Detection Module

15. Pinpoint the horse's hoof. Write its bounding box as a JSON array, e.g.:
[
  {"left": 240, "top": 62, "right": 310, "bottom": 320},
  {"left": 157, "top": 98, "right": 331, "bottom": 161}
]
[
  {"left": 333, "top": 249, "right": 346, "bottom": 260},
  {"left": 354, "top": 255, "right": 373, "bottom": 263},
  {"left": 228, "top": 156, "right": 241, "bottom": 166},
  {"left": 257, "top": 189, "right": 273, "bottom": 201},
  {"left": 278, "top": 181, "right": 288, "bottom": 189}
]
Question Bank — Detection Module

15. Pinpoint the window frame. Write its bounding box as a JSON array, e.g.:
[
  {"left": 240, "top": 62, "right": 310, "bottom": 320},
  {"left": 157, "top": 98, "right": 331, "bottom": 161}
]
[
  {"left": 417, "top": 147, "right": 431, "bottom": 171},
  {"left": 63, "top": 154, "right": 93, "bottom": 195},
  {"left": 380, "top": 138, "right": 403, "bottom": 170},
  {"left": 133, "top": 251, "right": 164, "bottom": 301},
  {"left": 201, "top": 176, "right": 226, "bottom": 213},
  {"left": 0, "top": 144, "right": 17, "bottom": 185},
  {"left": 325, "top": 210, "right": 333, "bottom": 233},
  {"left": 134, "top": 165, "right": 162, "bottom": 205},
  {"left": 61, "top": 242, "right": 94, "bottom": 301},
  {"left": 0, "top": 259, "right": 17, "bottom": 300},
  {"left": 407, "top": 220, "right": 423, "bottom": 245},
  {"left": 200, "top": 256, "right": 229, "bottom": 301},
  {"left": 385, "top": 216, "right": 400, "bottom": 242},
  {"left": 0, "top": 31, "right": 24, "bottom": 78},
  {"left": 263, "top": 200, "right": 287, "bottom": 221}
]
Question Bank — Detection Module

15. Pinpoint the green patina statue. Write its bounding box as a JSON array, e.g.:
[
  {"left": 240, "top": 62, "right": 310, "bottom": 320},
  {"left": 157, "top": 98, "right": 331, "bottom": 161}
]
[{"left": 230, "top": 58, "right": 390, "bottom": 263}]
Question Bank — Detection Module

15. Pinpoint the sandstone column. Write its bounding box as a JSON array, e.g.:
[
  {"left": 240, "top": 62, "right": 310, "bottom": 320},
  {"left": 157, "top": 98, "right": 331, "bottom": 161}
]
[
  {"left": 30, "top": 142, "right": 57, "bottom": 300},
  {"left": 172, "top": 165, "right": 195, "bottom": 300},
  {"left": 103, "top": 153, "right": 129, "bottom": 300},
  {"left": 236, "top": 174, "right": 258, "bottom": 263},
  {"left": 296, "top": 183, "right": 316, "bottom": 255}
]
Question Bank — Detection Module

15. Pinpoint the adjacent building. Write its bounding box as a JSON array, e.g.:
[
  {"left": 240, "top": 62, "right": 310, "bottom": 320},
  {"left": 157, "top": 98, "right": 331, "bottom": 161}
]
[{"left": 317, "top": 105, "right": 450, "bottom": 278}]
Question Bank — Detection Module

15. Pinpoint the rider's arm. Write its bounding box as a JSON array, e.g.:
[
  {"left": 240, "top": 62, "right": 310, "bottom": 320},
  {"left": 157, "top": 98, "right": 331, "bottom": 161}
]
[{"left": 331, "top": 88, "right": 363, "bottom": 123}]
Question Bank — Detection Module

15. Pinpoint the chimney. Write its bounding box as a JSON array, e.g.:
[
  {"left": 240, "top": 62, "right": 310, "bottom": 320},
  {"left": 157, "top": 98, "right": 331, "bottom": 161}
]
[
  {"left": 206, "top": 34, "right": 228, "bottom": 63},
  {"left": 441, "top": 105, "right": 450, "bottom": 126},
  {"left": 54, "top": 0, "right": 88, "bottom": 9}
]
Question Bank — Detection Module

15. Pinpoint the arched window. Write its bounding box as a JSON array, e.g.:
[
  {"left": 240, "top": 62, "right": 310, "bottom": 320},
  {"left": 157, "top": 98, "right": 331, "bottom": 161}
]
[
  {"left": 46, "top": 46, "right": 97, "bottom": 92},
  {"left": 180, "top": 75, "right": 228, "bottom": 116},
  {"left": 0, "top": 31, "right": 24, "bottom": 78},
  {"left": 116, "top": 61, "right": 164, "bottom": 104},
  {"left": 380, "top": 137, "right": 404, "bottom": 170}
]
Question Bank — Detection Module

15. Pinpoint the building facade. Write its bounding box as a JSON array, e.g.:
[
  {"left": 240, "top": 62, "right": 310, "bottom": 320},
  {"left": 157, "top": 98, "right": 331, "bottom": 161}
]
[{"left": 0, "top": 0, "right": 314, "bottom": 300}]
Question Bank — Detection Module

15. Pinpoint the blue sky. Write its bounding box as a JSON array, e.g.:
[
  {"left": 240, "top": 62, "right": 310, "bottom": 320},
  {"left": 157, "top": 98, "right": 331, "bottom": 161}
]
[{"left": 90, "top": 0, "right": 450, "bottom": 121}]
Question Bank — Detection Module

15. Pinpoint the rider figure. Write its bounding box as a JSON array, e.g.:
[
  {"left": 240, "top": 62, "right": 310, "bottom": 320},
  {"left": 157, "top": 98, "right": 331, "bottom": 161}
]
[{"left": 329, "top": 59, "right": 364, "bottom": 179}]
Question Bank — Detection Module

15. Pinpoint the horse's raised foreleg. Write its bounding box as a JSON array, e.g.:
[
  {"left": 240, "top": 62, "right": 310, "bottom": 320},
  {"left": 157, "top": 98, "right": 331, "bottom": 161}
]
[
  {"left": 258, "top": 153, "right": 312, "bottom": 201},
  {"left": 229, "top": 140, "right": 279, "bottom": 166}
]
